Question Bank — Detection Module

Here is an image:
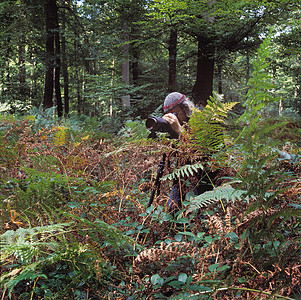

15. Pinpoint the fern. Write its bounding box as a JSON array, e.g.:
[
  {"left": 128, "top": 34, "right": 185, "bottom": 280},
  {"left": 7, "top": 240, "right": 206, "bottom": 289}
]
[
  {"left": 0, "top": 217, "right": 136, "bottom": 298},
  {"left": 0, "top": 223, "right": 70, "bottom": 297},
  {"left": 186, "top": 184, "right": 248, "bottom": 213},
  {"left": 188, "top": 92, "right": 237, "bottom": 153},
  {"left": 161, "top": 163, "right": 204, "bottom": 181},
  {"left": 0, "top": 223, "right": 69, "bottom": 262},
  {"left": 62, "top": 212, "right": 142, "bottom": 253},
  {"left": 54, "top": 126, "right": 68, "bottom": 146}
]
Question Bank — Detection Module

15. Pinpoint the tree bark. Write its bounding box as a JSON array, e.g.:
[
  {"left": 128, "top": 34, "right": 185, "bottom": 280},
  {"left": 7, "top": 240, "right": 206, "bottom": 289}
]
[
  {"left": 217, "top": 61, "right": 222, "bottom": 95},
  {"left": 121, "top": 24, "right": 130, "bottom": 107},
  {"left": 192, "top": 36, "right": 214, "bottom": 107},
  {"left": 61, "top": 5, "right": 69, "bottom": 117},
  {"left": 54, "top": 4, "right": 62, "bottom": 118},
  {"left": 43, "top": 0, "right": 61, "bottom": 117},
  {"left": 18, "top": 35, "right": 27, "bottom": 97},
  {"left": 168, "top": 28, "right": 178, "bottom": 92},
  {"left": 43, "top": 0, "right": 55, "bottom": 110},
  {"left": 132, "top": 46, "right": 139, "bottom": 86}
]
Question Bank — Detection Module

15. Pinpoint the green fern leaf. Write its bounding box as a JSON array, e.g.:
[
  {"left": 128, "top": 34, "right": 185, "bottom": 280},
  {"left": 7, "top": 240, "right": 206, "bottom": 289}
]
[
  {"left": 161, "top": 163, "right": 204, "bottom": 181},
  {"left": 187, "top": 184, "right": 248, "bottom": 213},
  {"left": 188, "top": 92, "right": 237, "bottom": 153},
  {"left": 0, "top": 223, "right": 69, "bottom": 262},
  {"left": 62, "top": 212, "right": 142, "bottom": 253}
]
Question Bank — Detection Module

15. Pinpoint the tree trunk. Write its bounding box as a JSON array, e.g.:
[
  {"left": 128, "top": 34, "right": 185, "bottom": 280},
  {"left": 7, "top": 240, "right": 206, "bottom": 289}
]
[
  {"left": 121, "top": 24, "right": 130, "bottom": 107},
  {"left": 168, "top": 28, "right": 178, "bottom": 92},
  {"left": 132, "top": 46, "right": 139, "bottom": 86},
  {"left": 43, "top": 0, "right": 61, "bottom": 116},
  {"left": 54, "top": 2, "right": 62, "bottom": 118},
  {"left": 43, "top": 0, "right": 55, "bottom": 110},
  {"left": 18, "top": 35, "right": 27, "bottom": 97},
  {"left": 192, "top": 36, "right": 214, "bottom": 107},
  {"left": 61, "top": 6, "right": 69, "bottom": 117},
  {"left": 295, "top": 73, "right": 301, "bottom": 116},
  {"left": 217, "top": 61, "right": 222, "bottom": 95}
]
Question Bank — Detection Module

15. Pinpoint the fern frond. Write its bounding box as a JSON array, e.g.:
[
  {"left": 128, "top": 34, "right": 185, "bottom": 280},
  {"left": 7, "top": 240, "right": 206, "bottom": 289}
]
[
  {"left": 0, "top": 261, "right": 45, "bottom": 298},
  {"left": 225, "top": 206, "right": 232, "bottom": 233},
  {"left": 161, "top": 163, "right": 204, "bottom": 181},
  {"left": 188, "top": 92, "right": 238, "bottom": 153},
  {"left": 54, "top": 126, "right": 68, "bottom": 146},
  {"left": 62, "top": 212, "right": 142, "bottom": 253},
  {"left": 0, "top": 223, "right": 69, "bottom": 262},
  {"left": 209, "top": 215, "right": 225, "bottom": 234},
  {"left": 187, "top": 184, "right": 248, "bottom": 213}
]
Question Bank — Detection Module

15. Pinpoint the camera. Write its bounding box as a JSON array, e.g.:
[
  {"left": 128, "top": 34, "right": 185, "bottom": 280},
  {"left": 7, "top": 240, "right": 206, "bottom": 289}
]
[{"left": 145, "top": 115, "right": 178, "bottom": 139}]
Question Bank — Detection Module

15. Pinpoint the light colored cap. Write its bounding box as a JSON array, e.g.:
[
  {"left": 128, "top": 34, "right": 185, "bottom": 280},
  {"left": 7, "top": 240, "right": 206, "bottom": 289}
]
[{"left": 163, "top": 92, "right": 186, "bottom": 112}]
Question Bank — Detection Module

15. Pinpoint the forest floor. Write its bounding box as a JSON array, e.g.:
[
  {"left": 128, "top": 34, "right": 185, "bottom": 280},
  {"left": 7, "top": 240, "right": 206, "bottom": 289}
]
[{"left": 0, "top": 115, "right": 300, "bottom": 299}]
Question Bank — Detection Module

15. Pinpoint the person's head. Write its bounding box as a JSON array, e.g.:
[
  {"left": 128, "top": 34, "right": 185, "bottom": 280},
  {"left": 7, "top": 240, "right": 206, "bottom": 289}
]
[{"left": 163, "top": 92, "right": 194, "bottom": 124}]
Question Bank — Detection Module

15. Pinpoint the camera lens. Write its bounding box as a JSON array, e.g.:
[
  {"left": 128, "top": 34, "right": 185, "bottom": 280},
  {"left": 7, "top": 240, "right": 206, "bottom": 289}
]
[{"left": 146, "top": 116, "right": 157, "bottom": 129}]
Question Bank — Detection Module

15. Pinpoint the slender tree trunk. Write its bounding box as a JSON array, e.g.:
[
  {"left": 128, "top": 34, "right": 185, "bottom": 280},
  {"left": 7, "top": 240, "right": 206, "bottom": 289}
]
[
  {"left": 43, "top": 0, "right": 61, "bottom": 116},
  {"left": 132, "top": 46, "right": 139, "bottom": 86},
  {"left": 82, "top": 70, "right": 85, "bottom": 114},
  {"left": 294, "top": 54, "right": 300, "bottom": 116},
  {"left": 44, "top": 0, "right": 55, "bottom": 110},
  {"left": 110, "top": 59, "right": 115, "bottom": 117},
  {"left": 294, "top": 74, "right": 298, "bottom": 110},
  {"left": 168, "top": 28, "right": 178, "bottom": 92},
  {"left": 61, "top": 6, "right": 69, "bottom": 117},
  {"left": 18, "top": 35, "right": 27, "bottom": 97},
  {"left": 121, "top": 24, "right": 130, "bottom": 107},
  {"left": 76, "top": 67, "right": 81, "bottom": 114},
  {"left": 192, "top": 36, "right": 214, "bottom": 107},
  {"left": 217, "top": 61, "right": 222, "bottom": 95},
  {"left": 54, "top": 7, "right": 62, "bottom": 118}
]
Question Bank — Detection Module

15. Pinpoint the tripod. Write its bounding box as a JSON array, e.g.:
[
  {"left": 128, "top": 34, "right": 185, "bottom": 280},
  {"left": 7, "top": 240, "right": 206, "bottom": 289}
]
[{"left": 147, "top": 153, "right": 167, "bottom": 208}]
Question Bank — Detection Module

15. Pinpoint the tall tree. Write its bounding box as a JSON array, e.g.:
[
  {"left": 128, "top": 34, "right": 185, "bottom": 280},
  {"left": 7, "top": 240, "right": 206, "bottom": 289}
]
[
  {"left": 61, "top": 3, "right": 69, "bottom": 117},
  {"left": 43, "top": 0, "right": 62, "bottom": 117},
  {"left": 168, "top": 28, "right": 178, "bottom": 92}
]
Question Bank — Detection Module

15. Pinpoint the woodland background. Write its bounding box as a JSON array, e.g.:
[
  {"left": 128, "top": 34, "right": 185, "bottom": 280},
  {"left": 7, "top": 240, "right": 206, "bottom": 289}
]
[{"left": 0, "top": 0, "right": 300, "bottom": 299}]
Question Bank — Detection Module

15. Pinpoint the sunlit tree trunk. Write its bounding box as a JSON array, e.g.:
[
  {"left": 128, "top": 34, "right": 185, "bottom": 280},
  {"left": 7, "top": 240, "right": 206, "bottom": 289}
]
[
  {"left": 61, "top": 5, "right": 69, "bottom": 117},
  {"left": 294, "top": 54, "right": 300, "bottom": 116},
  {"left": 121, "top": 24, "right": 130, "bottom": 107}
]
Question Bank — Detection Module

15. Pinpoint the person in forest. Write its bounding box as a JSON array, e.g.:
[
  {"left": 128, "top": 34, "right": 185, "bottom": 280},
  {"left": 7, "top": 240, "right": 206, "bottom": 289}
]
[
  {"left": 161, "top": 92, "right": 217, "bottom": 211},
  {"left": 161, "top": 92, "right": 195, "bottom": 137}
]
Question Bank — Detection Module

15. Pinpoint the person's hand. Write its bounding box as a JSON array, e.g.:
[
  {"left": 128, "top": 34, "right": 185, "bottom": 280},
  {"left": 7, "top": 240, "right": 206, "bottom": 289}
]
[{"left": 162, "top": 113, "right": 183, "bottom": 135}]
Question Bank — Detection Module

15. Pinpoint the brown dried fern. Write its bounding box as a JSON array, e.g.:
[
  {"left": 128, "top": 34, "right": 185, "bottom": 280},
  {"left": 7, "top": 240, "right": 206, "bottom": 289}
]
[
  {"left": 133, "top": 241, "right": 207, "bottom": 274},
  {"left": 208, "top": 214, "right": 225, "bottom": 234},
  {"left": 225, "top": 206, "right": 232, "bottom": 233}
]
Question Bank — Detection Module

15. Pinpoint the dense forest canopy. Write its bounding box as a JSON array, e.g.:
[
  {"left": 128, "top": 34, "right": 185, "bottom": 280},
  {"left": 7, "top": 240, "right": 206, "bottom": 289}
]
[{"left": 0, "top": 0, "right": 300, "bottom": 121}]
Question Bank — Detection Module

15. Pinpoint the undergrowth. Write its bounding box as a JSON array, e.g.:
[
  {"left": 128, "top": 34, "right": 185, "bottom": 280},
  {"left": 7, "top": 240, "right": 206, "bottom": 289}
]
[{"left": 0, "top": 36, "right": 300, "bottom": 300}]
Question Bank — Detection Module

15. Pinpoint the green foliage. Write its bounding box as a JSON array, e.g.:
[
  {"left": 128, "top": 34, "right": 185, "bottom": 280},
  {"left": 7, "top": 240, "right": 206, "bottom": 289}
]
[
  {"left": 64, "top": 212, "right": 142, "bottom": 254},
  {"left": 188, "top": 92, "right": 237, "bottom": 153},
  {"left": 186, "top": 184, "right": 249, "bottom": 213},
  {"left": 0, "top": 213, "right": 137, "bottom": 299},
  {"left": 231, "top": 33, "right": 300, "bottom": 266},
  {"left": 2, "top": 169, "right": 85, "bottom": 209},
  {"left": 161, "top": 162, "right": 204, "bottom": 182},
  {"left": 118, "top": 119, "right": 150, "bottom": 141},
  {"left": 235, "top": 32, "right": 291, "bottom": 198}
]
